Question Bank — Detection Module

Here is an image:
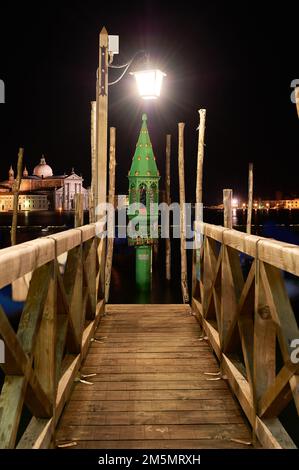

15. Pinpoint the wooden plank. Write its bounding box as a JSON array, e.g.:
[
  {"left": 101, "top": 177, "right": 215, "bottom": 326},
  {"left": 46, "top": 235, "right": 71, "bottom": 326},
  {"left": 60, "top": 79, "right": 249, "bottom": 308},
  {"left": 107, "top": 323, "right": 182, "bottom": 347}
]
[
  {"left": 56, "top": 262, "right": 78, "bottom": 352},
  {"left": 80, "top": 365, "right": 219, "bottom": 374},
  {"left": 59, "top": 409, "right": 243, "bottom": 426},
  {"left": 253, "top": 263, "right": 276, "bottom": 404},
  {"left": 221, "top": 354, "right": 254, "bottom": 426},
  {"left": 83, "top": 238, "right": 97, "bottom": 319},
  {"left": 258, "top": 362, "right": 299, "bottom": 418},
  {"left": 261, "top": 262, "right": 299, "bottom": 361},
  {"left": 105, "top": 304, "right": 191, "bottom": 312},
  {"left": 258, "top": 238, "right": 299, "bottom": 276},
  {"left": 73, "top": 380, "right": 227, "bottom": 390},
  {"left": 17, "top": 263, "right": 52, "bottom": 353},
  {"left": 0, "top": 308, "right": 52, "bottom": 420},
  {"left": 86, "top": 352, "right": 208, "bottom": 359},
  {"left": 72, "top": 372, "right": 220, "bottom": 382},
  {"left": 89, "top": 346, "right": 209, "bottom": 352},
  {"left": 255, "top": 417, "right": 296, "bottom": 449},
  {"left": 34, "top": 260, "right": 56, "bottom": 407},
  {"left": 70, "top": 389, "right": 232, "bottom": 402},
  {"left": 48, "top": 229, "right": 81, "bottom": 257},
  {"left": 56, "top": 423, "right": 251, "bottom": 441},
  {"left": 0, "top": 305, "right": 27, "bottom": 375},
  {"left": 0, "top": 376, "right": 27, "bottom": 448},
  {"left": 70, "top": 439, "right": 253, "bottom": 449},
  {"left": 63, "top": 246, "right": 83, "bottom": 352},
  {"left": 65, "top": 399, "right": 239, "bottom": 413},
  {"left": 221, "top": 245, "right": 244, "bottom": 350},
  {"left": 17, "top": 418, "right": 54, "bottom": 449}
]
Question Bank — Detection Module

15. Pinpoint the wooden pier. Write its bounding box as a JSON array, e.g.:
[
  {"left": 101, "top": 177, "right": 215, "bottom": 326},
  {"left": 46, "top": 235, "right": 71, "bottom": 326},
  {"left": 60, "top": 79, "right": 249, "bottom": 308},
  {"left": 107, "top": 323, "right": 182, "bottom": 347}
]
[
  {"left": 0, "top": 221, "right": 298, "bottom": 449},
  {"left": 56, "top": 304, "right": 253, "bottom": 449}
]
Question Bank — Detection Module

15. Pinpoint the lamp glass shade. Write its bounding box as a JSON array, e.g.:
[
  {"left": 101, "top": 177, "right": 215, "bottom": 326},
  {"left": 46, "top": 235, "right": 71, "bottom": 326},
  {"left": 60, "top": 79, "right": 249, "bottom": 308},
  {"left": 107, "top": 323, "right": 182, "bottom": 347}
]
[{"left": 132, "top": 69, "right": 166, "bottom": 99}]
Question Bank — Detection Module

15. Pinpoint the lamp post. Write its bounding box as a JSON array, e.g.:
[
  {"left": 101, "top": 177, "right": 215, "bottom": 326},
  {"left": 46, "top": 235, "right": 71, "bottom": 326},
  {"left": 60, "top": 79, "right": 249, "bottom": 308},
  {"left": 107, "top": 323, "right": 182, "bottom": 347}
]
[
  {"left": 95, "top": 27, "right": 108, "bottom": 220},
  {"left": 94, "top": 26, "right": 166, "bottom": 220}
]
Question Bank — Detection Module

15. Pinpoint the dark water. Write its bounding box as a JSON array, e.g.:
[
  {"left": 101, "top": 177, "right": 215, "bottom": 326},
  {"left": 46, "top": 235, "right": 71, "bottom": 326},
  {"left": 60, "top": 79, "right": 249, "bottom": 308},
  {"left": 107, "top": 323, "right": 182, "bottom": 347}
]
[{"left": 0, "top": 210, "right": 90, "bottom": 247}]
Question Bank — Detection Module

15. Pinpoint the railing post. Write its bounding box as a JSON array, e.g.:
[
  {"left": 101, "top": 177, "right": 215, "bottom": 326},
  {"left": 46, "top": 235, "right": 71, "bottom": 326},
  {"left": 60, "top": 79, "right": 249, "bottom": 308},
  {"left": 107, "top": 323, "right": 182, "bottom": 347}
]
[
  {"left": 223, "top": 189, "right": 233, "bottom": 229},
  {"left": 90, "top": 100, "right": 97, "bottom": 223},
  {"left": 178, "top": 122, "right": 189, "bottom": 303},
  {"left": 246, "top": 163, "right": 254, "bottom": 234},
  {"left": 165, "top": 134, "right": 171, "bottom": 281},
  {"left": 104, "top": 127, "right": 116, "bottom": 303},
  {"left": 75, "top": 193, "right": 84, "bottom": 228}
]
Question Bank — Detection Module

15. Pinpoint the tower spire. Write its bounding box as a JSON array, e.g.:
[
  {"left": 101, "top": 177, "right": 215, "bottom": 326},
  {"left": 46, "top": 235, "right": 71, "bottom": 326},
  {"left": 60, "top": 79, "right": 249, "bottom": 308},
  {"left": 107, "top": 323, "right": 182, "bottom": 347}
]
[
  {"left": 8, "top": 165, "right": 14, "bottom": 181},
  {"left": 129, "top": 113, "right": 159, "bottom": 178}
]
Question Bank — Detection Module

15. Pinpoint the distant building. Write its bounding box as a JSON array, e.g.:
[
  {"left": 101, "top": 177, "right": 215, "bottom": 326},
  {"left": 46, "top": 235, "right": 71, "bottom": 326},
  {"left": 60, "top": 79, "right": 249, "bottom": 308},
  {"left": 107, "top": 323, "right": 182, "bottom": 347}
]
[
  {"left": 207, "top": 198, "right": 299, "bottom": 210},
  {"left": 0, "top": 193, "right": 48, "bottom": 212},
  {"left": 0, "top": 156, "right": 89, "bottom": 211}
]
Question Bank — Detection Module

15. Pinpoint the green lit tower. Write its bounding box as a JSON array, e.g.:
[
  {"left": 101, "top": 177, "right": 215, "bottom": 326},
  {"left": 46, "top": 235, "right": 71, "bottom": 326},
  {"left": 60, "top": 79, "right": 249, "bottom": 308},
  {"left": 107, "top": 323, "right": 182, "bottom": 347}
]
[{"left": 128, "top": 113, "right": 160, "bottom": 290}]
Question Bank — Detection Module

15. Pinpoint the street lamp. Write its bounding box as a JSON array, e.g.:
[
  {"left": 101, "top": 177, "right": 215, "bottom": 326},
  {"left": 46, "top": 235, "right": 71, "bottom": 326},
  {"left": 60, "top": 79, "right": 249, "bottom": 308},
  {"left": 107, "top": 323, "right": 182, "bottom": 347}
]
[
  {"left": 130, "top": 69, "right": 166, "bottom": 100},
  {"left": 94, "top": 27, "right": 166, "bottom": 220}
]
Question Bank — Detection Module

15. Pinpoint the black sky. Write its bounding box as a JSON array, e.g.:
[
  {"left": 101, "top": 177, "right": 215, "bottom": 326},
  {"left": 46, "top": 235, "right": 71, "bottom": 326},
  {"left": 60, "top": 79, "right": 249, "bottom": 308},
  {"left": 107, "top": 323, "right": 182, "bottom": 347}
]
[{"left": 0, "top": 0, "right": 298, "bottom": 204}]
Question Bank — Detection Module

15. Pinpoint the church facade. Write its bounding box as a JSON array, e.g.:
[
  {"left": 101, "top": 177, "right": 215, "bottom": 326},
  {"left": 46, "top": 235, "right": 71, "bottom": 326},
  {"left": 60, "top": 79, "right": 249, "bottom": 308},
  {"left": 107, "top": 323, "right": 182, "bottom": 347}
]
[{"left": 0, "top": 156, "right": 89, "bottom": 211}]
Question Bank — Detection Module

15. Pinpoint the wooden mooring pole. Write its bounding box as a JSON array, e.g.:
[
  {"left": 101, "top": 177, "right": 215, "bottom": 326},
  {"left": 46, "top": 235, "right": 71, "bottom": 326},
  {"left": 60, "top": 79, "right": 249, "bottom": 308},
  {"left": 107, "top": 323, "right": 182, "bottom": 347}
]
[
  {"left": 104, "top": 127, "right": 116, "bottom": 303},
  {"left": 246, "top": 163, "right": 254, "bottom": 234},
  {"left": 192, "top": 109, "right": 206, "bottom": 299},
  {"left": 178, "top": 123, "right": 189, "bottom": 303},
  {"left": 95, "top": 27, "right": 108, "bottom": 219},
  {"left": 90, "top": 100, "right": 96, "bottom": 223},
  {"left": 223, "top": 189, "right": 233, "bottom": 229},
  {"left": 75, "top": 193, "right": 84, "bottom": 228},
  {"left": 10, "top": 148, "right": 24, "bottom": 246},
  {"left": 165, "top": 134, "right": 171, "bottom": 281},
  {"left": 195, "top": 109, "right": 206, "bottom": 220}
]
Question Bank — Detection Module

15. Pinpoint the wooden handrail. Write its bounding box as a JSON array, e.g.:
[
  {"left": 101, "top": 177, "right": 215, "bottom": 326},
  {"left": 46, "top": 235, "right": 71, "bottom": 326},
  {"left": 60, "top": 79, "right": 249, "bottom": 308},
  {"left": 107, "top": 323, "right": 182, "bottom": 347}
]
[
  {"left": 0, "top": 223, "right": 105, "bottom": 448},
  {"left": 192, "top": 221, "right": 299, "bottom": 449}
]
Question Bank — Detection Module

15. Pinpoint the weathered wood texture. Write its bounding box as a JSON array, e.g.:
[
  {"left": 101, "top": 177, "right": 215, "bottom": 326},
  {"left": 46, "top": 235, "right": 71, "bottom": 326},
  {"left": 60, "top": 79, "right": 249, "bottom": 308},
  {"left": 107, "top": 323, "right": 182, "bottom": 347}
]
[
  {"left": 195, "top": 108, "right": 206, "bottom": 219},
  {"left": 0, "top": 223, "right": 105, "bottom": 448},
  {"left": 10, "top": 147, "right": 24, "bottom": 246},
  {"left": 56, "top": 304, "right": 254, "bottom": 449},
  {"left": 95, "top": 27, "right": 108, "bottom": 219},
  {"left": 223, "top": 189, "right": 232, "bottom": 229},
  {"left": 90, "top": 100, "right": 96, "bottom": 223},
  {"left": 178, "top": 123, "right": 189, "bottom": 303},
  {"left": 192, "top": 221, "right": 298, "bottom": 449},
  {"left": 104, "top": 127, "right": 116, "bottom": 302},
  {"left": 74, "top": 193, "right": 84, "bottom": 228},
  {"left": 246, "top": 163, "right": 253, "bottom": 234},
  {"left": 165, "top": 134, "right": 171, "bottom": 280}
]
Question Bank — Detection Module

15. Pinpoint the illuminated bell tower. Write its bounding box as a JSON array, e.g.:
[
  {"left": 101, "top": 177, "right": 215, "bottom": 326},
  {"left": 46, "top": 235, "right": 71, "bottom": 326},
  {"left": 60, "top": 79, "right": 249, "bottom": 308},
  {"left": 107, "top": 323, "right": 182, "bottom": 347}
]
[{"left": 128, "top": 113, "right": 160, "bottom": 289}]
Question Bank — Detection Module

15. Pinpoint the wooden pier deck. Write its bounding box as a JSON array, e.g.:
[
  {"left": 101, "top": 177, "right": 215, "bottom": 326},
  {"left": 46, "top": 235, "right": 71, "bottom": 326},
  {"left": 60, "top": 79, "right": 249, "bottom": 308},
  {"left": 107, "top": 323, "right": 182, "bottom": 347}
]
[{"left": 56, "top": 304, "right": 253, "bottom": 449}]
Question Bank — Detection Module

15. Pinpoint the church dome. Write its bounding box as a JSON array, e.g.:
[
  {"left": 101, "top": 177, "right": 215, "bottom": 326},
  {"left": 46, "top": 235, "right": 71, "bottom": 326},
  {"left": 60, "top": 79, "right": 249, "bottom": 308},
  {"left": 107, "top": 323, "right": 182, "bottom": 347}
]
[{"left": 33, "top": 156, "right": 53, "bottom": 178}]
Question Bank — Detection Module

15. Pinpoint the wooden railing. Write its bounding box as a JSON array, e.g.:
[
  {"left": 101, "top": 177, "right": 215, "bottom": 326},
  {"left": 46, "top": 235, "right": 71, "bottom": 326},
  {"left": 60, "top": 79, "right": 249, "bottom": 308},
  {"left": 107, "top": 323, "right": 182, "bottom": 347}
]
[
  {"left": 192, "top": 221, "right": 299, "bottom": 449},
  {"left": 0, "top": 223, "right": 105, "bottom": 448}
]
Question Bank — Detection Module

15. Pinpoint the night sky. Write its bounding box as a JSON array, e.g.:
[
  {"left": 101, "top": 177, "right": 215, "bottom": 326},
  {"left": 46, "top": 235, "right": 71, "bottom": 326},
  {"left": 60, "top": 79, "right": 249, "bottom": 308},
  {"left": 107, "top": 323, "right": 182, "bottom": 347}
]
[{"left": 0, "top": 1, "right": 298, "bottom": 204}]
